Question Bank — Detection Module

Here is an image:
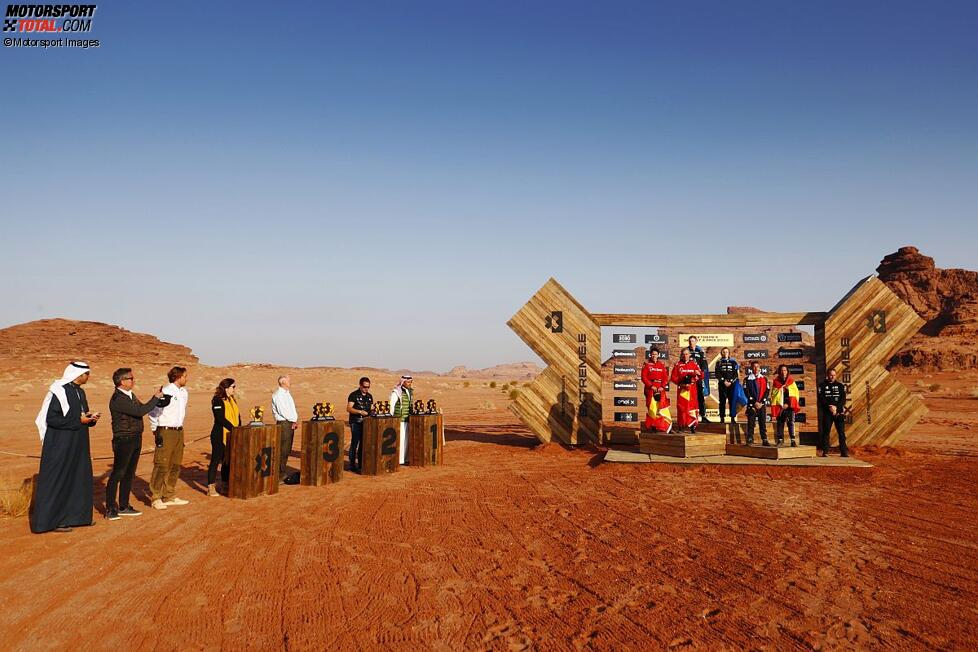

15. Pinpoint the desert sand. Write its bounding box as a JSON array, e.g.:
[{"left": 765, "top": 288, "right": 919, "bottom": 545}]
[{"left": 0, "top": 334, "right": 976, "bottom": 650}]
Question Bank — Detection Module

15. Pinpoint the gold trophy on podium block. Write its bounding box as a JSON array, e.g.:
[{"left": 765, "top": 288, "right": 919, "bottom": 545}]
[
  {"left": 249, "top": 405, "right": 265, "bottom": 426},
  {"left": 413, "top": 399, "right": 424, "bottom": 415},
  {"left": 426, "top": 398, "right": 438, "bottom": 414},
  {"left": 312, "top": 402, "right": 336, "bottom": 421}
]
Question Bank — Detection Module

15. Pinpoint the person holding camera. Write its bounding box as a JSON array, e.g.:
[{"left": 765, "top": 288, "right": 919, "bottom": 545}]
[
  {"left": 148, "top": 366, "right": 191, "bottom": 510},
  {"left": 671, "top": 349, "right": 702, "bottom": 433},
  {"left": 31, "top": 361, "right": 100, "bottom": 533},
  {"left": 105, "top": 367, "right": 165, "bottom": 520}
]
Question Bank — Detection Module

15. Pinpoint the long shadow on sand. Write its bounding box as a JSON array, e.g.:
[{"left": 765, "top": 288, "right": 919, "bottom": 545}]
[{"left": 445, "top": 424, "right": 539, "bottom": 448}]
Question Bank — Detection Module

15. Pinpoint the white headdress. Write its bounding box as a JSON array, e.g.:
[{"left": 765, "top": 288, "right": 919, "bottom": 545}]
[{"left": 35, "top": 361, "right": 90, "bottom": 442}]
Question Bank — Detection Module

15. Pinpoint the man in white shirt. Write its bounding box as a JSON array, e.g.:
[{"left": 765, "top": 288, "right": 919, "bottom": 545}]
[
  {"left": 271, "top": 375, "right": 299, "bottom": 481},
  {"left": 148, "top": 366, "right": 190, "bottom": 510}
]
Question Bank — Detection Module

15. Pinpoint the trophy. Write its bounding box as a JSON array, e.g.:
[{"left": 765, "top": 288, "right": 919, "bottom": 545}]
[
  {"left": 413, "top": 399, "right": 424, "bottom": 415},
  {"left": 426, "top": 398, "right": 438, "bottom": 414},
  {"left": 373, "top": 400, "right": 390, "bottom": 415},
  {"left": 312, "top": 402, "right": 336, "bottom": 421},
  {"left": 249, "top": 405, "right": 264, "bottom": 426}
]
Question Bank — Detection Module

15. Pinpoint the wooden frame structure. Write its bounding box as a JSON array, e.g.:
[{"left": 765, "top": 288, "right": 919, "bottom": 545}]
[{"left": 508, "top": 276, "right": 925, "bottom": 448}]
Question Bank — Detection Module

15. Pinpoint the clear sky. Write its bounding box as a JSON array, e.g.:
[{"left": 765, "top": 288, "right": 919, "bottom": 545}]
[{"left": 1, "top": 1, "right": 975, "bottom": 370}]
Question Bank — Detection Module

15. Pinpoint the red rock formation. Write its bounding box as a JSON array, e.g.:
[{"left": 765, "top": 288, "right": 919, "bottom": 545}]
[
  {"left": 0, "top": 318, "right": 199, "bottom": 365},
  {"left": 877, "top": 247, "right": 978, "bottom": 370}
]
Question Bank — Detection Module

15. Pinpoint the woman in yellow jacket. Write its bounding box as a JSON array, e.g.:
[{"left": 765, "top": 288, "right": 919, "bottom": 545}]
[{"left": 208, "top": 378, "right": 240, "bottom": 496}]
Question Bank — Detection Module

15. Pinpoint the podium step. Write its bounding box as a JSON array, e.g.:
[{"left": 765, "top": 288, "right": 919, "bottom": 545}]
[
  {"left": 725, "top": 443, "right": 817, "bottom": 459},
  {"left": 639, "top": 432, "right": 727, "bottom": 458}
]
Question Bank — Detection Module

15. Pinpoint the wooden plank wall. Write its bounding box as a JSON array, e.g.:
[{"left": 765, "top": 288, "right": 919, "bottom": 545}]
[
  {"left": 819, "top": 276, "right": 927, "bottom": 447},
  {"left": 507, "top": 278, "right": 602, "bottom": 445},
  {"left": 510, "top": 276, "right": 925, "bottom": 448}
]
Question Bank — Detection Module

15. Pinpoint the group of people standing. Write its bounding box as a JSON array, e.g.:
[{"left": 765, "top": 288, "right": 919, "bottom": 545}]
[
  {"left": 640, "top": 337, "right": 850, "bottom": 456},
  {"left": 30, "top": 361, "right": 419, "bottom": 534}
]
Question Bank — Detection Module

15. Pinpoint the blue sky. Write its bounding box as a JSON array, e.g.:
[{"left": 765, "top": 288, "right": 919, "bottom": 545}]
[{"left": 1, "top": 1, "right": 976, "bottom": 370}]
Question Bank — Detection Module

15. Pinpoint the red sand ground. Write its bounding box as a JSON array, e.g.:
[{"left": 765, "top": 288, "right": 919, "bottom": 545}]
[{"left": 0, "top": 369, "right": 976, "bottom": 650}]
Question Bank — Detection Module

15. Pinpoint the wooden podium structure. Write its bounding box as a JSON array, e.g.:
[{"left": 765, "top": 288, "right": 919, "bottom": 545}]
[
  {"left": 408, "top": 413, "right": 444, "bottom": 466},
  {"left": 228, "top": 424, "right": 280, "bottom": 499},
  {"left": 639, "top": 432, "right": 726, "bottom": 458},
  {"left": 362, "top": 416, "right": 400, "bottom": 475},
  {"left": 509, "top": 276, "right": 926, "bottom": 450},
  {"left": 300, "top": 420, "right": 345, "bottom": 485}
]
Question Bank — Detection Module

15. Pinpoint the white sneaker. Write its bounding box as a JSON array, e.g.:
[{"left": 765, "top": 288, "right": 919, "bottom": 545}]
[
  {"left": 152, "top": 499, "right": 168, "bottom": 510},
  {"left": 162, "top": 497, "right": 189, "bottom": 506}
]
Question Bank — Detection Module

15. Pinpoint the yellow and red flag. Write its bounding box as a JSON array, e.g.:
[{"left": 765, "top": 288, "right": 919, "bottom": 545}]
[{"left": 771, "top": 375, "right": 801, "bottom": 417}]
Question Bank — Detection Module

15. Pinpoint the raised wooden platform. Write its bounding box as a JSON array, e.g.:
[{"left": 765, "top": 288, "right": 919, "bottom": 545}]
[
  {"left": 725, "top": 443, "right": 816, "bottom": 459},
  {"left": 605, "top": 446, "right": 871, "bottom": 468},
  {"left": 639, "top": 432, "right": 727, "bottom": 458}
]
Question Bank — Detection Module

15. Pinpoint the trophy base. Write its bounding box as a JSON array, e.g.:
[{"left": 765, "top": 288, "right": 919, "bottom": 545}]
[
  {"left": 311, "top": 417, "right": 336, "bottom": 422},
  {"left": 249, "top": 421, "right": 265, "bottom": 427}
]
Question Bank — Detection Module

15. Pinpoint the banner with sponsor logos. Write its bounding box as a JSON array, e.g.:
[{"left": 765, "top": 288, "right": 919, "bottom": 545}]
[{"left": 601, "top": 326, "right": 816, "bottom": 429}]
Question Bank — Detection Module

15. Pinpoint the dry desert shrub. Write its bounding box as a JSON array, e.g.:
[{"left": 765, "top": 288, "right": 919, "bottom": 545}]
[
  {"left": 479, "top": 400, "right": 497, "bottom": 411},
  {"left": 508, "top": 389, "right": 519, "bottom": 401},
  {"left": 928, "top": 383, "right": 942, "bottom": 392},
  {"left": 463, "top": 382, "right": 470, "bottom": 388},
  {"left": 13, "top": 404, "right": 23, "bottom": 412},
  {"left": 0, "top": 475, "right": 33, "bottom": 518},
  {"left": 489, "top": 381, "right": 497, "bottom": 389},
  {"left": 970, "top": 387, "right": 978, "bottom": 399}
]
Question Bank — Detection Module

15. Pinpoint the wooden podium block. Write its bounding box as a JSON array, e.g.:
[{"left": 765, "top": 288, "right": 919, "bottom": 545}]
[
  {"left": 362, "top": 416, "right": 400, "bottom": 476},
  {"left": 408, "top": 414, "right": 444, "bottom": 466},
  {"left": 300, "top": 420, "right": 345, "bottom": 485},
  {"left": 639, "top": 432, "right": 726, "bottom": 458},
  {"left": 725, "top": 443, "right": 817, "bottom": 460},
  {"left": 608, "top": 427, "right": 639, "bottom": 446},
  {"left": 228, "top": 425, "right": 280, "bottom": 499}
]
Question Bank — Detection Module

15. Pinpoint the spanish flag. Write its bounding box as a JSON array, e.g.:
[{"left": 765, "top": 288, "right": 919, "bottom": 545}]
[
  {"left": 646, "top": 392, "right": 672, "bottom": 433},
  {"left": 770, "top": 376, "right": 801, "bottom": 417}
]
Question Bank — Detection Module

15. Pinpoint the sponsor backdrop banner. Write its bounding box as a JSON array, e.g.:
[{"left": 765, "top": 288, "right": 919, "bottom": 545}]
[
  {"left": 601, "top": 326, "right": 815, "bottom": 429},
  {"left": 680, "top": 333, "right": 734, "bottom": 348}
]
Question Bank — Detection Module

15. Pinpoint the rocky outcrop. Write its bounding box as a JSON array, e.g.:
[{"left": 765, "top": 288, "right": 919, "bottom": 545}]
[
  {"left": 877, "top": 247, "right": 978, "bottom": 370},
  {"left": 0, "top": 318, "right": 199, "bottom": 364}
]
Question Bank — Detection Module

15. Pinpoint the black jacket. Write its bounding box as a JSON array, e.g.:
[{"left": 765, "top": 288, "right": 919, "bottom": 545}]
[
  {"left": 211, "top": 396, "right": 240, "bottom": 437},
  {"left": 818, "top": 381, "right": 847, "bottom": 412},
  {"left": 715, "top": 358, "right": 739, "bottom": 383},
  {"left": 109, "top": 389, "right": 160, "bottom": 436}
]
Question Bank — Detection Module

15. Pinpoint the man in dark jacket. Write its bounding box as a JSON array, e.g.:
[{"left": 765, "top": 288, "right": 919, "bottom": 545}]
[
  {"left": 685, "top": 336, "right": 710, "bottom": 422},
  {"left": 714, "top": 347, "right": 740, "bottom": 424},
  {"left": 106, "top": 367, "right": 164, "bottom": 519},
  {"left": 818, "top": 368, "right": 849, "bottom": 457},
  {"left": 743, "top": 361, "right": 770, "bottom": 446}
]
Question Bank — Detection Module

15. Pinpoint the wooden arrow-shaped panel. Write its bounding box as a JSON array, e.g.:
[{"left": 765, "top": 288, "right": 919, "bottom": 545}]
[
  {"left": 507, "top": 279, "right": 601, "bottom": 445},
  {"left": 818, "top": 276, "right": 926, "bottom": 446}
]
